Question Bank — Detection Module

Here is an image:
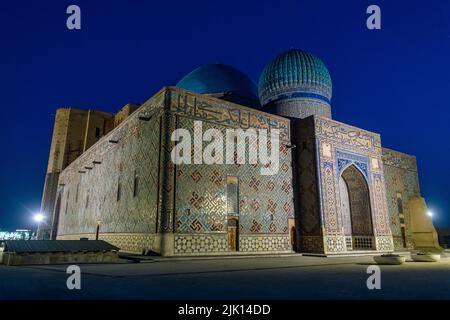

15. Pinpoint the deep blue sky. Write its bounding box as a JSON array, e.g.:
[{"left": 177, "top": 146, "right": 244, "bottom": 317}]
[{"left": 0, "top": 0, "right": 449, "bottom": 230}]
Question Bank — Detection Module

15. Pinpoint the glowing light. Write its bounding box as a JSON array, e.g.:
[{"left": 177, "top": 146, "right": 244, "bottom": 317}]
[
  {"left": 427, "top": 211, "right": 433, "bottom": 218},
  {"left": 33, "top": 213, "right": 44, "bottom": 222}
]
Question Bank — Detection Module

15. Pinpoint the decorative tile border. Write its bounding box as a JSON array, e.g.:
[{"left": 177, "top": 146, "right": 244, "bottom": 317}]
[
  {"left": 57, "top": 233, "right": 156, "bottom": 253},
  {"left": 324, "top": 235, "right": 346, "bottom": 253},
  {"left": 375, "top": 236, "right": 394, "bottom": 251},
  {"left": 174, "top": 233, "right": 228, "bottom": 255},
  {"left": 239, "top": 234, "right": 291, "bottom": 252}
]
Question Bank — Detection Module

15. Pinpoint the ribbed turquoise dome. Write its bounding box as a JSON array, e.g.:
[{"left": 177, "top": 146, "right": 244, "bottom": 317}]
[
  {"left": 177, "top": 64, "right": 259, "bottom": 107},
  {"left": 258, "top": 49, "right": 332, "bottom": 107}
]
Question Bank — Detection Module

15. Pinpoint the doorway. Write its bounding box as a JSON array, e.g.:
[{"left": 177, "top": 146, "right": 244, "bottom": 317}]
[
  {"left": 401, "top": 227, "right": 407, "bottom": 248},
  {"left": 339, "top": 164, "right": 374, "bottom": 250},
  {"left": 227, "top": 218, "right": 239, "bottom": 251},
  {"left": 290, "top": 226, "right": 297, "bottom": 251}
]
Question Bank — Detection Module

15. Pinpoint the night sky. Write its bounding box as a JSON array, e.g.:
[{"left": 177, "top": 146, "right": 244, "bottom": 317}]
[{"left": 1, "top": 0, "right": 449, "bottom": 230}]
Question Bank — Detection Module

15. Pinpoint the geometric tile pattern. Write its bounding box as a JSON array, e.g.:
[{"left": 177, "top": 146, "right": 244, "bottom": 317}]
[
  {"left": 336, "top": 149, "right": 369, "bottom": 179},
  {"left": 310, "top": 117, "right": 394, "bottom": 253},
  {"left": 382, "top": 147, "right": 418, "bottom": 250},
  {"left": 175, "top": 115, "right": 294, "bottom": 236},
  {"left": 52, "top": 86, "right": 415, "bottom": 256},
  {"left": 324, "top": 236, "right": 346, "bottom": 253},
  {"left": 321, "top": 161, "right": 340, "bottom": 234},
  {"left": 56, "top": 93, "right": 163, "bottom": 237},
  {"left": 57, "top": 233, "right": 156, "bottom": 253},
  {"left": 174, "top": 234, "right": 228, "bottom": 254},
  {"left": 239, "top": 235, "right": 291, "bottom": 252},
  {"left": 372, "top": 173, "right": 391, "bottom": 236},
  {"left": 158, "top": 111, "right": 177, "bottom": 232},
  {"left": 375, "top": 236, "right": 394, "bottom": 252}
]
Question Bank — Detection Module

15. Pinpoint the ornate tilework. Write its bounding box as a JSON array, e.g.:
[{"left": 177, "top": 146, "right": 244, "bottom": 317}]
[
  {"left": 175, "top": 115, "right": 294, "bottom": 236},
  {"left": 375, "top": 236, "right": 394, "bottom": 251},
  {"left": 382, "top": 147, "right": 420, "bottom": 249},
  {"left": 324, "top": 236, "right": 346, "bottom": 253},
  {"left": 239, "top": 235, "right": 291, "bottom": 252},
  {"left": 174, "top": 234, "right": 228, "bottom": 254},
  {"left": 58, "top": 233, "right": 156, "bottom": 253},
  {"left": 57, "top": 99, "right": 163, "bottom": 237},
  {"left": 321, "top": 161, "right": 340, "bottom": 234},
  {"left": 336, "top": 149, "right": 369, "bottom": 179}
]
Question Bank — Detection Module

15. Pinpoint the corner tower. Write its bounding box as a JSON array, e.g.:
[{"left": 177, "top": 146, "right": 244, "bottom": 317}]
[{"left": 258, "top": 49, "right": 332, "bottom": 119}]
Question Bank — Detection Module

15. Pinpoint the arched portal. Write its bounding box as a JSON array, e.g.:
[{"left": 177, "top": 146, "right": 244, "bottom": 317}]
[{"left": 339, "top": 165, "right": 374, "bottom": 250}]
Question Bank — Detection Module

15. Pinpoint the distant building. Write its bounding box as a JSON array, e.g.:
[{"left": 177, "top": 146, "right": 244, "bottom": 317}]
[
  {"left": 40, "top": 49, "right": 440, "bottom": 256},
  {"left": 38, "top": 104, "right": 139, "bottom": 239}
]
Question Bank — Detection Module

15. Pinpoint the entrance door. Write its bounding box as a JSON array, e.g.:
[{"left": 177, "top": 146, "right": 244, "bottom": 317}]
[
  {"left": 290, "top": 226, "right": 297, "bottom": 251},
  {"left": 227, "top": 219, "right": 238, "bottom": 251},
  {"left": 340, "top": 164, "right": 374, "bottom": 250},
  {"left": 401, "top": 227, "right": 407, "bottom": 248}
]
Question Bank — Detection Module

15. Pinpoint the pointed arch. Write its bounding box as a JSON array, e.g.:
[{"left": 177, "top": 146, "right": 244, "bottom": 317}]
[{"left": 339, "top": 164, "right": 374, "bottom": 239}]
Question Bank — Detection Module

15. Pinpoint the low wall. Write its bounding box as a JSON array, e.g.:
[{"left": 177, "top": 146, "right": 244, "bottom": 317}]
[{"left": 1, "top": 251, "right": 119, "bottom": 266}]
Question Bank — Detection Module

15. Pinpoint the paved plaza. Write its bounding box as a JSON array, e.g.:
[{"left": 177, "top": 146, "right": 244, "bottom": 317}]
[{"left": 1, "top": 254, "right": 449, "bottom": 300}]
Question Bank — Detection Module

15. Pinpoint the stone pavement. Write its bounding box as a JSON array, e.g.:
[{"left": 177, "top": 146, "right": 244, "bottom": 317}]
[{"left": 1, "top": 254, "right": 449, "bottom": 299}]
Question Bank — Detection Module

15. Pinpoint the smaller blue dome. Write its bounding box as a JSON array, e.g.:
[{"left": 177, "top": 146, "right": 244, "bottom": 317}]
[{"left": 176, "top": 64, "right": 259, "bottom": 107}]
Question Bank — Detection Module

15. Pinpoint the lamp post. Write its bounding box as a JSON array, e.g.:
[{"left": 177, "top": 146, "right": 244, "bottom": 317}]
[{"left": 95, "top": 220, "right": 101, "bottom": 240}]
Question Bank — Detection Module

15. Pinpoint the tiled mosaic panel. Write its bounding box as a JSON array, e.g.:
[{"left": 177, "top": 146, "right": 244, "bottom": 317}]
[
  {"left": 270, "top": 98, "right": 331, "bottom": 119},
  {"left": 315, "top": 117, "right": 392, "bottom": 242},
  {"left": 314, "top": 117, "right": 382, "bottom": 153},
  {"left": 324, "top": 236, "right": 346, "bottom": 253},
  {"left": 175, "top": 117, "right": 294, "bottom": 235},
  {"left": 382, "top": 148, "right": 419, "bottom": 240},
  {"left": 375, "top": 236, "right": 394, "bottom": 251},
  {"left": 158, "top": 112, "right": 177, "bottom": 232},
  {"left": 371, "top": 173, "right": 391, "bottom": 236},
  {"left": 321, "top": 161, "right": 340, "bottom": 234},
  {"left": 239, "top": 235, "right": 291, "bottom": 252},
  {"left": 57, "top": 103, "right": 162, "bottom": 236},
  {"left": 393, "top": 236, "right": 414, "bottom": 250},
  {"left": 174, "top": 234, "right": 228, "bottom": 254},
  {"left": 58, "top": 233, "right": 156, "bottom": 253},
  {"left": 169, "top": 89, "right": 291, "bottom": 142}
]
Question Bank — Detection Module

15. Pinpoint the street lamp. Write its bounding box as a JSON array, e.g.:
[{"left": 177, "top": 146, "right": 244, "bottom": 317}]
[
  {"left": 33, "top": 212, "right": 45, "bottom": 239},
  {"left": 33, "top": 213, "right": 44, "bottom": 222}
]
